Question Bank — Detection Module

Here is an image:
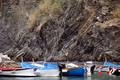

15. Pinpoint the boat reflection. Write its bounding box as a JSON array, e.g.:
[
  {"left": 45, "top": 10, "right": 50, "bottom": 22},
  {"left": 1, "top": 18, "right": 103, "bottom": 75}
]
[
  {"left": 0, "top": 76, "right": 120, "bottom": 80},
  {"left": 0, "top": 76, "right": 86, "bottom": 80},
  {"left": 0, "top": 77, "right": 62, "bottom": 80},
  {"left": 63, "top": 76, "right": 86, "bottom": 80}
]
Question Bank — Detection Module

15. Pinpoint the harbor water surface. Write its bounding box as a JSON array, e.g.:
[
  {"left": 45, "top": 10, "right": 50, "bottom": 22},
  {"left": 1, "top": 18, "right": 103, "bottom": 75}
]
[{"left": 0, "top": 72, "right": 120, "bottom": 80}]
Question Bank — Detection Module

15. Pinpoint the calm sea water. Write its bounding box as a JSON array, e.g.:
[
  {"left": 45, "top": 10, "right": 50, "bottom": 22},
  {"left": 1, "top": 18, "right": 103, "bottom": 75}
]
[{"left": 0, "top": 72, "right": 120, "bottom": 80}]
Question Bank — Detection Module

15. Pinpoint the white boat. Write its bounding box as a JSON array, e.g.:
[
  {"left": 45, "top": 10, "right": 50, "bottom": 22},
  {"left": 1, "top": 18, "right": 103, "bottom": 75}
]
[
  {"left": 0, "top": 68, "right": 37, "bottom": 77},
  {"left": 35, "top": 62, "right": 60, "bottom": 77},
  {"left": 20, "top": 62, "right": 60, "bottom": 77}
]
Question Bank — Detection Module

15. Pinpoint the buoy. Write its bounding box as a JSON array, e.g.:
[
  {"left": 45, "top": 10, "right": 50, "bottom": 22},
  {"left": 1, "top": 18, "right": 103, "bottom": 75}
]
[
  {"left": 98, "top": 69, "right": 102, "bottom": 75},
  {"left": 106, "top": 70, "right": 110, "bottom": 74}
]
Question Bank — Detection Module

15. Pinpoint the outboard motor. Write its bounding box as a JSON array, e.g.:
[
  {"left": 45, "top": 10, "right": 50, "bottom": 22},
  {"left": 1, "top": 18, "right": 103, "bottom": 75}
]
[
  {"left": 58, "top": 63, "right": 66, "bottom": 76},
  {"left": 85, "top": 61, "right": 95, "bottom": 76},
  {"left": 90, "top": 65, "right": 95, "bottom": 74}
]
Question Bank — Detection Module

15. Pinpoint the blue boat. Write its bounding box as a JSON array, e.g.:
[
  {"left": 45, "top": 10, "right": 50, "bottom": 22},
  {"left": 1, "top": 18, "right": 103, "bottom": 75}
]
[
  {"left": 103, "top": 62, "right": 120, "bottom": 67},
  {"left": 62, "top": 67, "right": 85, "bottom": 76}
]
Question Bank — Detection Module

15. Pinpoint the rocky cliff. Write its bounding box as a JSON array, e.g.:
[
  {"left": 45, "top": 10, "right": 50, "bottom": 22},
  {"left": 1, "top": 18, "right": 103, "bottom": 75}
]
[{"left": 0, "top": 0, "right": 120, "bottom": 61}]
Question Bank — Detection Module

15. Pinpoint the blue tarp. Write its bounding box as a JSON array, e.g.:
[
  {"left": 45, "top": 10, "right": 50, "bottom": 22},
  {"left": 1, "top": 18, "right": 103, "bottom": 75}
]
[
  {"left": 41, "top": 63, "right": 59, "bottom": 70},
  {"left": 20, "top": 62, "right": 39, "bottom": 68},
  {"left": 44, "top": 63, "right": 58, "bottom": 68},
  {"left": 103, "top": 62, "right": 120, "bottom": 67},
  {"left": 20, "top": 62, "right": 59, "bottom": 69}
]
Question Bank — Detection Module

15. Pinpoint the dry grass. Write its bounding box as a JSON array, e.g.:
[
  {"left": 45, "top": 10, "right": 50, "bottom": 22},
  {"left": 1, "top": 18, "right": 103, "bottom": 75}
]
[
  {"left": 112, "top": 4, "right": 120, "bottom": 18},
  {"left": 27, "top": 0, "right": 62, "bottom": 30},
  {"left": 40, "top": 0, "right": 62, "bottom": 15}
]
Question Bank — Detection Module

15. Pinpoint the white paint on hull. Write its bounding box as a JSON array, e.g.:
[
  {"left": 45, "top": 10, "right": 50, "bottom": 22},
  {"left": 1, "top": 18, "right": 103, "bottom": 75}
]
[
  {"left": 0, "top": 68, "right": 37, "bottom": 77},
  {"left": 36, "top": 69, "right": 60, "bottom": 77}
]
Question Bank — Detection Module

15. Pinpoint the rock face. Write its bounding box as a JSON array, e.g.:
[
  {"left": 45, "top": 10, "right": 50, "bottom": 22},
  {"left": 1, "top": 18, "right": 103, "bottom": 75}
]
[{"left": 0, "top": 0, "right": 120, "bottom": 61}]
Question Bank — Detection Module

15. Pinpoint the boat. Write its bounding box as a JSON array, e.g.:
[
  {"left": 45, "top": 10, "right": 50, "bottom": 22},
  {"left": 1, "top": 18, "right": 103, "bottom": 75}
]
[
  {"left": 95, "top": 62, "right": 120, "bottom": 72},
  {"left": 109, "top": 68, "right": 120, "bottom": 76},
  {"left": 20, "top": 62, "right": 60, "bottom": 77},
  {"left": 0, "top": 68, "right": 37, "bottom": 77},
  {"left": 61, "top": 63, "right": 85, "bottom": 76},
  {"left": 62, "top": 67, "right": 85, "bottom": 76}
]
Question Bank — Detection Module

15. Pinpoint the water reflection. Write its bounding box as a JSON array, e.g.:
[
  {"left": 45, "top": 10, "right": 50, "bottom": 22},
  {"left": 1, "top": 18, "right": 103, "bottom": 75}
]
[
  {"left": 0, "top": 77, "right": 86, "bottom": 80},
  {"left": 0, "top": 75, "right": 120, "bottom": 80},
  {"left": 0, "top": 77, "right": 36, "bottom": 80},
  {"left": 63, "top": 76, "right": 86, "bottom": 80},
  {"left": 36, "top": 77, "right": 62, "bottom": 80},
  {"left": 0, "top": 77, "right": 62, "bottom": 80}
]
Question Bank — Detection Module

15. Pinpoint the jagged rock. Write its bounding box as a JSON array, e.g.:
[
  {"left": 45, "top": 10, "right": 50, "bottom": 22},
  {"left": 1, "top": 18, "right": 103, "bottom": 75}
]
[{"left": 0, "top": 0, "right": 120, "bottom": 61}]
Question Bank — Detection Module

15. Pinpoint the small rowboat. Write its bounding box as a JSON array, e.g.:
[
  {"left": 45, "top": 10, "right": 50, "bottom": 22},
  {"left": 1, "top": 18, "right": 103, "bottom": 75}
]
[
  {"left": 62, "top": 67, "right": 85, "bottom": 76},
  {"left": 0, "top": 68, "right": 37, "bottom": 77},
  {"left": 60, "top": 63, "right": 85, "bottom": 76},
  {"left": 20, "top": 62, "right": 60, "bottom": 77}
]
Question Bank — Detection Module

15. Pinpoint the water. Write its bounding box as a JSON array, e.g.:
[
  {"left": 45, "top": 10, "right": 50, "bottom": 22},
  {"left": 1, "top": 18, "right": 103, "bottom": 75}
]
[{"left": 0, "top": 72, "right": 120, "bottom": 80}]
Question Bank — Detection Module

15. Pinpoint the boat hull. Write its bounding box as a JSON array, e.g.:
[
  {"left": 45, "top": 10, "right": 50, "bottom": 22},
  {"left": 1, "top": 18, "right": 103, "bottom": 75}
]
[
  {"left": 0, "top": 68, "right": 37, "bottom": 77},
  {"left": 35, "top": 69, "right": 60, "bottom": 76},
  {"left": 62, "top": 67, "right": 85, "bottom": 76},
  {"left": 20, "top": 62, "right": 60, "bottom": 77}
]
